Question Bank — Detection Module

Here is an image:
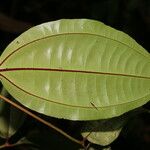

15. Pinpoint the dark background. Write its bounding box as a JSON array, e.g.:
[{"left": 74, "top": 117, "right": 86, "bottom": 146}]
[
  {"left": 0, "top": 0, "right": 150, "bottom": 52},
  {"left": 0, "top": 0, "right": 149, "bottom": 150}
]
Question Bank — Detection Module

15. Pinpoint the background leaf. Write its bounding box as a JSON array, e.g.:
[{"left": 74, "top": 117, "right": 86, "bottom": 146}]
[
  {"left": 81, "top": 115, "right": 128, "bottom": 146},
  {"left": 0, "top": 87, "right": 26, "bottom": 139}
]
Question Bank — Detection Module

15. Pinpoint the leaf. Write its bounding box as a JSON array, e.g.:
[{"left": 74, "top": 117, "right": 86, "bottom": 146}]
[
  {"left": 81, "top": 115, "right": 127, "bottom": 146},
  {"left": 82, "top": 128, "right": 122, "bottom": 146},
  {"left": 0, "top": 19, "right": 150, "bottom": 120},
  {"left": 0, "top": 87, "right": 26, "bottom": 139}
]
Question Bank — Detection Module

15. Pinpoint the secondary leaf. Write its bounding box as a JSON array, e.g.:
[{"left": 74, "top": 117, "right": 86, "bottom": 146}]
[
  {"left": 81, "top": 115, "right": 127, "bottom": 146},
  {"left": 0, "top": 19, "right": 150, "bottom": 120},
  {"left": 0, "top": 87, "right": 26, "bottom": 139}
]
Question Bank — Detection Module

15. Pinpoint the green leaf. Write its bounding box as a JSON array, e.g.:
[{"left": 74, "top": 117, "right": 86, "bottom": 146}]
[
  {"left": 0, "top": 19, "right": 150, "bottom": 120},
  {"left": 0, "top": 87, "right": 26, "bottom": 139},
  {"left": 81, "top": 115, "right": 127, "bottom": 146},
  {"left": 82, "top": 128, "right": 122, "bottom": 146}
]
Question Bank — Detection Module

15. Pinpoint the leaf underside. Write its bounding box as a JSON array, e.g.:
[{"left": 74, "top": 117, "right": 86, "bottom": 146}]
[{"left": 0, "top": 19, "right": 150, "bottom": 120}]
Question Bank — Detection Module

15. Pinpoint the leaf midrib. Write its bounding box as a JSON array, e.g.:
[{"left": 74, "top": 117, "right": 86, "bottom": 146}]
[{"left": 0, "top": 67, "right": 150, "bottom": 79}]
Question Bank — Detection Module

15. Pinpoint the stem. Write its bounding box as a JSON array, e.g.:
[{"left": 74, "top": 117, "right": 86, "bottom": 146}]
[
  {"left": 0, "top": 142, "right": 12, "bottom": 149},
  {"left": 0, "top": 94, "right": 83, "bottom": 146},
  {"left": 0, "top": 144, "right": 8, "bottom": 149}
]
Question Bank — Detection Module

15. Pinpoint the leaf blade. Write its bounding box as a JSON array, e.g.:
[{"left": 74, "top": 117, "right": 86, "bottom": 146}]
[{"left": 1, "top": 19, "right": 150, "bottom": 120}]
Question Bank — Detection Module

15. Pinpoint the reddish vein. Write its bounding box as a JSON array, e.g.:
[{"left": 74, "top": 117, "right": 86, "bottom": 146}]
[
  {"left": 0, "top": 69, "right": 149, "bottom": 109},
  {"left": 0, "top": 32, "right": 149, "bottom": 66},
  {"left": 0, "top": 67, "right": 150, "bottom": 80},
  {"left": 0, "top": 74, "right": 95, "bottom": 109}
]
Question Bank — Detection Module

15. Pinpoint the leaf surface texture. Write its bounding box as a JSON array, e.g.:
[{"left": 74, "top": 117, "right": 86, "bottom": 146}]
[{"left": 0, "top": 19, "right": 150, "bottom": 120}]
